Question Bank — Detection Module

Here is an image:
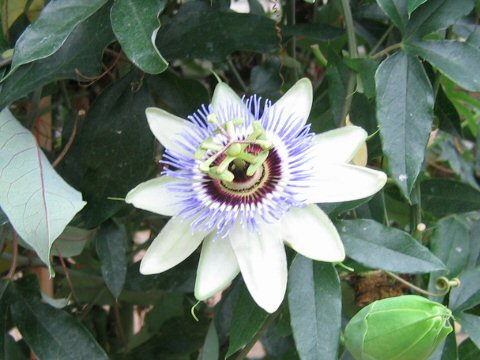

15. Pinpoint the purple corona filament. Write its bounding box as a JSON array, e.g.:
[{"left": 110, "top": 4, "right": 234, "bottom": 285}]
[{"left": 160, "top": 95, "right": 315, "bottom": 238}]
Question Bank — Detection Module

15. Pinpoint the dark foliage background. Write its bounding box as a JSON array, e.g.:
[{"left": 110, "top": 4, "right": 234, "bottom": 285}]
[{"left": 1, "top": 0, "right": 480, "bottom": 359}]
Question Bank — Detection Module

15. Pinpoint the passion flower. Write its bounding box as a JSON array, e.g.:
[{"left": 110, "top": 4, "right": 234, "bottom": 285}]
[{"left": 126, "top": 78, "right": 387, "bottom": 312}]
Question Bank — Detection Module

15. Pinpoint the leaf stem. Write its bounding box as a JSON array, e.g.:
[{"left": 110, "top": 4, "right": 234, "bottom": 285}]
[
  {"left": 339, "top": 0, "right": 358, "bottom": 126},
  {"left": 52, "top": 110, "right": 84, "bottom": 167},
  {"left": 371, "top": 42, "right": 403, "bottom": 60},
  {"left": 340, "top": 0, "right": 358, "bottom": 58},
  {"left": 54, "top": 243, "right": 79, "bottom": 302},
  {"left": 368, "top": 24, "right": 394, "bottom": 56},
  {"left": 385, "top": 271, "right": 456, "bottom": 297},
  {"left": 409, "top": 182, "right": 422, "bottom": 238},
  {"left": 4, "top": 230, "right": 18, "bottom": 279},
  {"left": 227, "top": 58, "right": 248, "bottom": 93},
  {"left": 286, "top": 0, "right": 298, "bottom": 80}
]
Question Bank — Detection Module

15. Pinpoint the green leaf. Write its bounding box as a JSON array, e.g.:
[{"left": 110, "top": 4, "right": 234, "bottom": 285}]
[
  {"left": 435, "top": 85, "right": 462, "bottom": 136},
  {"left": 375, "top": 51, "right": 433, "bottom": 201},
  {"left": 5, "top": 0, "right": 108, "bottom": 79},
  {"left": 456, "top": 312, "right": 480, "bottom": 349},
  {"left": 288, "top": 256, "right": 341, "bottom": 360},
  {"left": 248, "top": 0, "right": 265, "bottom": 16},
  {"left": 469, "top": 220, "right": 480, "bottom": 267},
  {"left": 110, "top": 0, "right": 168, "bottom": 74},
  {"left": 226, "top": 284, "right": 269, "bottom": 357},
  {"left": 65, "top": 71, "right": 154, "bottom": 228},
  {"left": 375, "top": 0, "right": 408, "bottom": 33},
  {"left": 250, "top": 58, "right": 282, "bottom": 100},
  {"left": 405, "top": 38, "right": 480, "bottom": 92},
  {"left": 127, "top": 317, "right": 208, "bottom": 358},
  {"left": 421, "top": 179, "right": 480, "bottom": 217},
  {"left": 449, "top": 267, "right": 480, "bottom": 312},
  {"left": 408, "top": 0, "right": 428, "bottom": 16},
  {"left": 459, "top": 338, "right": 480, "bottom": 360},
  {"left": 9, "top": 286, "right": 108, "bottom": 359},
  {"left": 0, "top": 3, "right": 114, "bottom": 108},
  {"left": 430, "top": 216, "right": 470, "bottom": 276},
  {"left": 52, "top": 226, "right": 94, "bottom": 258},
  {"left": 406, "top": 0, "right": 475, "bottom": 38},
  {"left": 326, "top": 54, "right": 349, "bottom": 124},
  {"left": 337, "top": 219, "right": 446, "bottom": 273},
  {"left": 427, "top": 216, "right": 470, "bottom": 302},
  {"left": 197, "top": 322, "right": 219, "bottom": 360},
  {"left": 145, "top": 293, "right": 184, "bottom": 332},
  {"left": 0, "top": 208, "right": 8, "bottom": 226},
  {"left": 0, "top": 108, "right": 86, "bottom": 271},
  {"left": 145, "top": 71, "right": 209, "bottom": 118},
  {"left": 155, "top": 2, "right": 277, "bottom": 62},
  {"left": 344, "top": 57, "right": 378, "bottom": 99},
  {"left": 95, "top": 219, "right": 127, "bottom": 298}
]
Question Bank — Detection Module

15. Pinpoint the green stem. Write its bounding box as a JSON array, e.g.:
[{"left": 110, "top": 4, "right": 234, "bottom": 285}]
[
  {"left": 339, "top": 0, "right": 358, "bottom": 126},
  {"left": 311, "top": 44, "right": 328, "bottom": 67},
  {"left": 227, "top": 58, "right": 248, "bottom": 93},
  {"left": 409, "top": 182, "right": 422, "bottom": 238},
  {"left": 233, "top": 308, "right": 281, "bottom": 360},
  {"left": 340, "top": 0, "right": 358, "bottom": 58},
  {"left": 385, "top": 271, "right": 453, "bottom": 297},
  {"left": 368, "top": 24, "right": 394, "bottom": 56},
  {"left": 371, "top": 42, "right": 403, "bottom": 60},
  {"left": 28, "top": 88, "right": 43, "bottom": 130},
  {"left": 286, "top": 0, "right": 298, "bottom": 80}
]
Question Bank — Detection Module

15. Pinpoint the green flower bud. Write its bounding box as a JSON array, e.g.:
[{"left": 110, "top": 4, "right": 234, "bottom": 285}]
[{"left": 344, "top": 295, "right": 453, "bottom": 360}]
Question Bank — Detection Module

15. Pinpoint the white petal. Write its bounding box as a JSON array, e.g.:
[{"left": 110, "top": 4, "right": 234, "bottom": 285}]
[
  {"left": 211, "top": 82, "right": 245, "bottom": 113},
  {"left": 283, "top": 205, "right": 345, "bottom": 262},
  {"left": 229, "top": 222, "right": 287, "bottom": 313},
  {"left": 304, "top": 163, "right": 387, "bottom": 203},
  {"left": 194, "top": 233, "right": 240, "bottom": 300},
  {"left": 140, "top": 217, "right": 206, "bottom": 275},
  {"left": 125, "top": 176, "right": 183, "bottom": 216},
  {"left": 269, "top": 78, "right": 313, "bottom": 127},
  {"left": 312, "top": 126, "right": 367, "bottom": 164},
  {"left": 145, "top": 107, "right": 196, "bottom": 153}
]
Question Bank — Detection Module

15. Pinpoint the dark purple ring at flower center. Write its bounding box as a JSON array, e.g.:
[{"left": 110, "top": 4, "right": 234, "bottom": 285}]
[{"left": 203, "top": 145, "right": 282, "bottom": 206}]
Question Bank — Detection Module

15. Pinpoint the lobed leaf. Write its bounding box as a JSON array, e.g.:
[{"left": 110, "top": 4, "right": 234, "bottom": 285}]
[{"left": 405, "top": 37, "right": 480, "bottom": 92}]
